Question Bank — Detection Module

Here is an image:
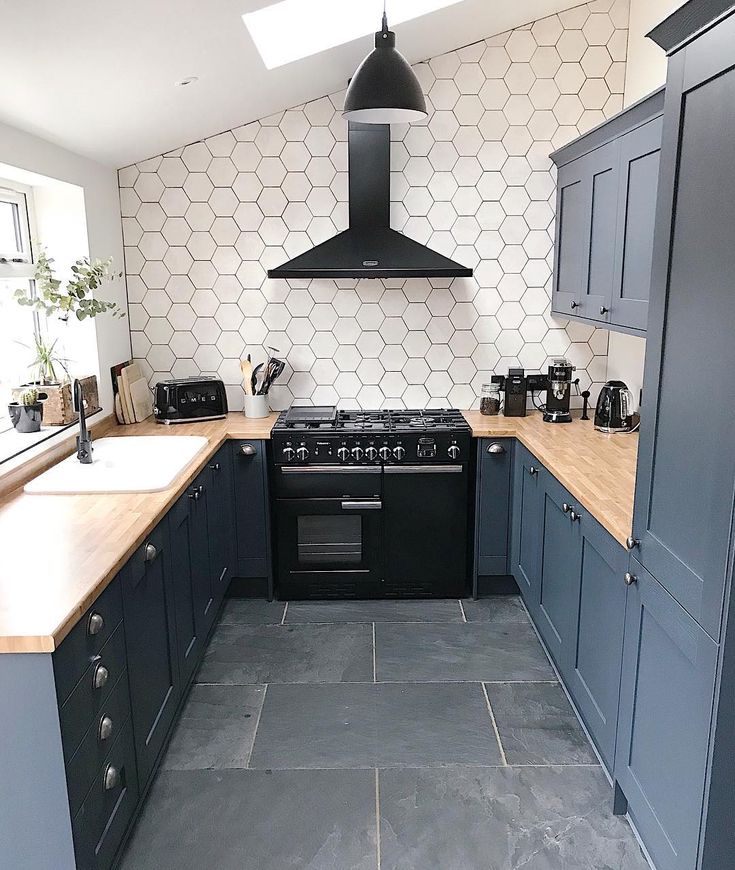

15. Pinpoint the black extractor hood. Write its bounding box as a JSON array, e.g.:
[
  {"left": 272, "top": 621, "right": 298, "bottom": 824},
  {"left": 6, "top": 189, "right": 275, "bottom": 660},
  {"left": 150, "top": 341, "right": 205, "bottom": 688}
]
[{"left": 267, "top": 122, "right": 473, "bottom": 280}]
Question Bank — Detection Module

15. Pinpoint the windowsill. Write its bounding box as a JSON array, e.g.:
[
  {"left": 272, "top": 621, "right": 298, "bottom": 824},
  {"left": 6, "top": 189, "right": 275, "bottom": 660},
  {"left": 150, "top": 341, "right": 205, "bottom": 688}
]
[{"left": 0, "top": 407, "right": 103, "bottom": 468}]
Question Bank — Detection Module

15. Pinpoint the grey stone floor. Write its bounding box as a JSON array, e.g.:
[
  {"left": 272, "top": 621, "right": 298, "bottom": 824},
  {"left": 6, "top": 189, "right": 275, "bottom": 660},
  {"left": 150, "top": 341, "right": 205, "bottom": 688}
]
[{"left": 120, "top": 596, "right": 650, "bottom": 870}]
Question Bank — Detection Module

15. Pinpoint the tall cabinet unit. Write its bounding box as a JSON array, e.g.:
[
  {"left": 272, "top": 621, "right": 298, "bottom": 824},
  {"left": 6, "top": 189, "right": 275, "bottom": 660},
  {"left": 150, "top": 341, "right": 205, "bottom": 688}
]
[{"left": 616, "top": 6, "right": 735, "bottom": 869}]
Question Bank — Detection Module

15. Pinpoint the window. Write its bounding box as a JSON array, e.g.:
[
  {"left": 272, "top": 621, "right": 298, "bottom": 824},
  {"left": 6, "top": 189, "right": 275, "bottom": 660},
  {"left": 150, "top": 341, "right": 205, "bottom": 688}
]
[{"left": 0, "top": 181, "right": 38, "bottom": 436}]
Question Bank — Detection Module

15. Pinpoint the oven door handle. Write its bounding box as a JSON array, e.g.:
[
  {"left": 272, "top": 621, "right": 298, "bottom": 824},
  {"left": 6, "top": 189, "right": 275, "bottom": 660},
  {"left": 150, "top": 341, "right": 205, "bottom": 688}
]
[
  {"left": 281, "top": 466, "right": 381, "bottom": 474},
  {"left": 384, "top": 465, "right": 464, "bottom": 474},
  {"left": 341, "top": 500, "right": 383, "bottom": 511}
]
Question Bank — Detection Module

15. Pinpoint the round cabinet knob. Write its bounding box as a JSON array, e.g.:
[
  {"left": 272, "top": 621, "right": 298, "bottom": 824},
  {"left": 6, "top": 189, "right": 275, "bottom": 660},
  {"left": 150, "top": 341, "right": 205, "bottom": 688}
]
[
  {"left": 144, "top": 542, "right": 157, "bottom": 562},
  {"left": 98, "top": 715, "right": 114, "bottom": 741},
  {"left": 296, "top": 446, "right": 309, "bottom": 461},
  {"left": 624, "top": 572, "right": 638, "bottom": 586},
  {"left": 92, "top": 663, "right": 109, "bottom": 690},
  {"left": 103, "top": 764, "right": 120, "bottom": 792},
  {"left": 600, "top": 306, "right": 609, "bottom": 315},
  {"left": 487, "top": 443, "right": 506, "bottom": 455},
  {"left": 188, "top": 489, "right": 200, "bottom": 501},
  {"left": 393, "top": 445, "right": 406, "bottom": 460},
  {"left": 562, "top": 503, "right": 571, "bottom": 513},
  {"left": 571, "top": 301, "right": 580, "bottom": 310},
  {"left": 570, "top": 510, "right": 581, "bottom": 522},
  {"left": 87, "top": 612, "right": 104, "bottom": 637},
  {"left": 365, "top": 446, "right": 378, "bottom": 461},
  {"left": 241, "top": 444, "right": 257, "bottom": 456},
  {"left": 379, "top": 446, "right": 391, "bottom": 461},
  {"left": 337, "top": 446, "right": 349, "bottom": 462},
  {"left": 448, "top": 445, "right": 460, "bottom": 459},
  {"left": 282, "top": 446, "right": 295, "bottom": 461},
  {"left": 529, "top": 466, "right": 538, "bottom": 476},
  {"left": 626, "top": 536, "right": 640, "bottom": 551}
]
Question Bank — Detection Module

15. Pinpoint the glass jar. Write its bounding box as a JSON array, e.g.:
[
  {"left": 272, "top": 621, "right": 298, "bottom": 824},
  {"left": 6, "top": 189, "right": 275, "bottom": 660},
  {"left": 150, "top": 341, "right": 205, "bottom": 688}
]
[{"left": 480, "top": 383, "right": 502, "bottom": 416}]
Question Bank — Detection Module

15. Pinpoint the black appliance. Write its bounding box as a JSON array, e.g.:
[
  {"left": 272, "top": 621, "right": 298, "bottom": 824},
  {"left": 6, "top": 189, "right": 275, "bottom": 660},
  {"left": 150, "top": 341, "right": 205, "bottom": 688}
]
[
  {"left": 267, "top": 123, "right": 472, "bottom": 280},
  {"left": 502, "top": 368, "right": 528, "bottom": 417},
  {"left": 594, "top": 380, "right": 636, "bottom": 433},
  {"left": 543, "top": 358, "right": 575, "bottom": 424},
  {"left": 271, "top": 408, "right": 471, "bottom": 599},
  {"left": 153, "top": 376, "right": 227, "bottom": 423}
]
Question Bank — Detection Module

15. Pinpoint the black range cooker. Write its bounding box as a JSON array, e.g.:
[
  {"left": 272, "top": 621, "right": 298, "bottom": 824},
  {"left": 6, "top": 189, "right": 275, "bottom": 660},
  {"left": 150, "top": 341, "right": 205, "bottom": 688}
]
[{"left": 271, "top": 407, "right": 472, "bottom": 599}]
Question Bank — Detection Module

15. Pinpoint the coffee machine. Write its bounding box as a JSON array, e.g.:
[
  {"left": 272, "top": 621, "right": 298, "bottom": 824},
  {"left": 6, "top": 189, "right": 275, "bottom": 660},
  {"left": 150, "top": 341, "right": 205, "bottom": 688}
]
[{"left": 543, "top": 358, "right": 575, "bottom": 424}]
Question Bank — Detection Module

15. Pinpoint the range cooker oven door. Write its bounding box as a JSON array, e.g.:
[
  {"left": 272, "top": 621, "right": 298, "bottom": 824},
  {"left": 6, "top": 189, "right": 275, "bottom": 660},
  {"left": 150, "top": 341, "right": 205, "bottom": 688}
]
[
  {"left": 383, "top": 464, "right": 469, "bottom": 597},
  {"left": 275, "top": 466, "right": 383, "bottom": 599}
]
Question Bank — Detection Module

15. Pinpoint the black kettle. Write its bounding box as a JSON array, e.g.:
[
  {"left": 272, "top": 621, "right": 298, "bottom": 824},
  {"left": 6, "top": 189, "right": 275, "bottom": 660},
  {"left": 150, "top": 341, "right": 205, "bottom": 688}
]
[{"left": 594, "top": 380, "right": 636, "bottom": 433}]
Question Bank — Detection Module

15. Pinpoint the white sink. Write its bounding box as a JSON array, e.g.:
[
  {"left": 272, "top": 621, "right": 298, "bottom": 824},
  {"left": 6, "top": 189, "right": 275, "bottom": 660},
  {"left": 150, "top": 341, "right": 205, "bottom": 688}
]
[{"left": 24, "top": 436, "right": 209, "bottom": 494}]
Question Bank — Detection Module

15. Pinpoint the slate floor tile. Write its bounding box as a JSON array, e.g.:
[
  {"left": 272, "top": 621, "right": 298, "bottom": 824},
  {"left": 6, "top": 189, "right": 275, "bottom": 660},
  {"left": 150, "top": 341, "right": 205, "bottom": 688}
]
[
  {"left": 249, "top": 682, "right": 503, "bottom": 769},
  {"left": 218, "top": 598, "right": 286, "bottom": 624},
  {"left": 462, "top": 595, "right": 529, "bottom": 623},
  {"left": 197, "top": 623, "right": 373, "bottom": 684},
  {"left": 378, "top": 766, "right": 650, "bottom": 870},
  {"left": 161, "top": 684, "right": 265, "bottom": 770},
  {"left": 285, "top": 599, "right": 463, "bottom": 624},
  {"left": 485, "top": 681, "right": 599, "bottom": 766},
  {"left": 119, "top": 769, "right": 377, "bottom": 870},
  {"left": 375, "top": 623, "right": 555, "bottom": 682}
]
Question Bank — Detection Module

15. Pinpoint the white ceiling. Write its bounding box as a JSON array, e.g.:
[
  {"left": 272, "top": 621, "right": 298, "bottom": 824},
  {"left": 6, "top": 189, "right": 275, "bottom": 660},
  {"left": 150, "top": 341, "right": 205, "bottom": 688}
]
[{"left": 1, "top": 0, "right": 576, "bottom": 168}]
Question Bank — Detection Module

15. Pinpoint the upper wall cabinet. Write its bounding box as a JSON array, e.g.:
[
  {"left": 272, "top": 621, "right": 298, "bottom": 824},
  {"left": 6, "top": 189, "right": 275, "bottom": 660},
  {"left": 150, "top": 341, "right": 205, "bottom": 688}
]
[{"left": 551, "top": 89, "right": 664, "bottom": 335}]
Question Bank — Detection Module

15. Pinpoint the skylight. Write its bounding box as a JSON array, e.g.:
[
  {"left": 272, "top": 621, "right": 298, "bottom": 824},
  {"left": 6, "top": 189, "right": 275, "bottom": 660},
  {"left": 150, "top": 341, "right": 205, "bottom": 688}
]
[{"left": 243, "top": 0, "right": 463, "bottom": 69}]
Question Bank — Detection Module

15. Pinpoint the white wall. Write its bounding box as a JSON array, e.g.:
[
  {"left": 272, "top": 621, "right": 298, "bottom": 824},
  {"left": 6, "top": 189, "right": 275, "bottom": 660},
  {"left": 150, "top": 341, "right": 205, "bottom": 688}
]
[
  {"left": 604, "top": 0, "right": 685, "bottom": 402},
  {"left": 0, "top": 122, "right": 130, "bottom": 415}
]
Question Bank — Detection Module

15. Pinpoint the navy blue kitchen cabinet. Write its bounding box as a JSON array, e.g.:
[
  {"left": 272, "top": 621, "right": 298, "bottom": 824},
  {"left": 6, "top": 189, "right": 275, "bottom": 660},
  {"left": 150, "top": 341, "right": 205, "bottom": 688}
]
[
  {"left": 121, "top": 522, "right": 181, "bottom": 792},
  {"left": 232, "top": 440, "right": 272, "bottom": 595},
  {"left": 205, "top": 444, "right": 234, "bottom": 601},
  {"left": 474, "top": 439, "right": 513, "bottom": 592},
  {"left": 551, "top": 88, "right": 664, "bottom": 335},
  {"left": 615, "top": 559, "right": 717, "bottom": 870},
  {"left": 569, "top": 511, "right": 627, "bottom": 770},
  {"left": 536, "top": 470, "right": 582, "bottom": 678},
  {"left": 188, "top": 470, "right": 216, "bottom": 638},
  {"left": 509, "top": 444, "right": 543, "bottom": 613}
]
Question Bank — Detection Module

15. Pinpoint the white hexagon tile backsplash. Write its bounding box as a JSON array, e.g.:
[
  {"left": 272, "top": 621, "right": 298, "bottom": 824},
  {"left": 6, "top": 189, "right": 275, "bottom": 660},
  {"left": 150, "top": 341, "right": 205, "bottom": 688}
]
[{"left": 119, "top": 0, "right": 628, "bottom": 412}]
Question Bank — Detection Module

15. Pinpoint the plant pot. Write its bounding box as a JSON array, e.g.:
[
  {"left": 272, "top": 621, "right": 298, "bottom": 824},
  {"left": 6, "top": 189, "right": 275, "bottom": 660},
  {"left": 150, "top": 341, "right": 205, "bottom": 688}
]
[
  {"left": 10, "top": 375, "right": 99, "bottom": 426},
  {"left": 8, "top": 402, "right": 44, "bottom": 433}
]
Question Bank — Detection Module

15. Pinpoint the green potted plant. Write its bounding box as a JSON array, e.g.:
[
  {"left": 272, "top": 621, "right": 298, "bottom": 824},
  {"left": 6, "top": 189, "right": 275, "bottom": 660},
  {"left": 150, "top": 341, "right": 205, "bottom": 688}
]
[{"left": 8, "top": 388, "right": 44, "bottom": 434}]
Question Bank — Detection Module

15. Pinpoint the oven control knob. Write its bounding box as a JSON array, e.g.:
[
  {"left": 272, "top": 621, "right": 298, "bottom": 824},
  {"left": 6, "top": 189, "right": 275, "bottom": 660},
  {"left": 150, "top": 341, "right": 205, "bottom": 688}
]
[
  {"left": 282, "top": 446, "right": 295, "bottom": 461},
  {"left": 379, "top": 446, "right": 391, "bottom": 461},
  {"left": 296, "top": 446, "right": 309, "bottom": 461},
  {"left": 448, "top": 445, "right": 460, "bottom": 460},
  {"left": 351, "top": 446, "right": 364, "bottom": 461},
  {"left": 365, "top": 446, "right": 378, "bottom": 461},
  {"left": 393, "top": 445, "right": 406, "bottom": 461},
  {"left": 337, "top": 446, "right": 349, "bottom": 462}
]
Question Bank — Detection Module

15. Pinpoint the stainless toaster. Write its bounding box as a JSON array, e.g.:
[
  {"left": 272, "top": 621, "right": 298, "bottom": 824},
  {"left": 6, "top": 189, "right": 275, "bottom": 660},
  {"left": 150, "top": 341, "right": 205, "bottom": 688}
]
[{"left": 154, "top": 377, "right": 228, "bottom": 423}]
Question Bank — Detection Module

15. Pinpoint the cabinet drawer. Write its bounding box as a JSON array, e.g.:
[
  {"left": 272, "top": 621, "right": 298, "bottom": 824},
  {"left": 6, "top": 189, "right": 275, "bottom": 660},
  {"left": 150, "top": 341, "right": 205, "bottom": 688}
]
[
  {"left": 72, "top": 718, "right": 139, "bottom": 870},
  {"left": 54, "top": 574, "right": 123, "bottom": 705},
  {"left": 59, "top": 623, "right": 127, "bottom": 762},
  {"left": 66, "top": 670, "right": 132, "bottom": 818}
]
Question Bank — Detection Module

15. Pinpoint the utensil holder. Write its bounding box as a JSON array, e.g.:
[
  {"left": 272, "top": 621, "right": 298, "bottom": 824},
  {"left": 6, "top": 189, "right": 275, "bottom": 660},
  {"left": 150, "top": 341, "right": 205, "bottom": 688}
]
[{"left": 244, "top": 394, "right": 269, "bottom": 419}]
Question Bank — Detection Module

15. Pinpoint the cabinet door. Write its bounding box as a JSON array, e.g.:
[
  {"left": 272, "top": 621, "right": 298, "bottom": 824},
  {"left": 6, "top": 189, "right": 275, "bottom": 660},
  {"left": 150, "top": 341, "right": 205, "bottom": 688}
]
[
  {"left": 615, "top": 559, "right": 717, "bottom": 870},
  {"left": 510, "top": 445, "right": 543, "bottom": 612},
  {"left": 569, "top": 514, "right": 627, "bottom": 770},
  {"left": 632, "top": 46, "right": 735, "bottom": 640},
  {"left": 578, "top": 141, "right": 620, "bottom": 325},
  {"left": 168, "top": 493, "right": 203, "bottom": 686},
  {"left": 189, "top": 472, "right": 215, "bottom": 639},
  {"left": 475, "top": 439, "right": 512, "bottom": 577},
  {"left": 232, "top": 440, "right": 270, "bottom": 582},
  {"left": 610, "top": 117, "right": 662, "bottom": 332},
  {"left": 122, "top": 523, "right": 180, "bottom": 789},
  {"left": 537, "top": 472, "right": 582, "bottom": 676},
  {"left": 552, "top": 159, "right": 587, "bottom": 317},
  {"left": 204, "top": 445, "right": 234, "bottom": 608}
]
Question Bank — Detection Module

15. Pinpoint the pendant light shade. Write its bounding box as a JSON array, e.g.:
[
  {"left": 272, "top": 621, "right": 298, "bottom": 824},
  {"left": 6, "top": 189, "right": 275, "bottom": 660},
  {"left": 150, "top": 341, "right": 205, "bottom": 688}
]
[{"left": 343, "top": 13, "right": 427, "bottom": 124}]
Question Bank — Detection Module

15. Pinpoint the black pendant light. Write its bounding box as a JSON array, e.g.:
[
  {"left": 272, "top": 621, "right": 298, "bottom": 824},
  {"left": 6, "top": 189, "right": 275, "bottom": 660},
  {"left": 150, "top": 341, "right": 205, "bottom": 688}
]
[{"left": 343, "top": 6, "right": 427, "bottom": 124}]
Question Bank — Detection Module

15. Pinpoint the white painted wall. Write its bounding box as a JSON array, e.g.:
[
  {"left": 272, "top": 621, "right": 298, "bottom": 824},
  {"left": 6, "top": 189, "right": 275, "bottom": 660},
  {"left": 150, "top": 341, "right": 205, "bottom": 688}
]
[
  {"left": 604, "top": 0, "right": 685, "bottom": 403},
  {"left": 0, "top": 122, "right": 131, "bottom": 415}
]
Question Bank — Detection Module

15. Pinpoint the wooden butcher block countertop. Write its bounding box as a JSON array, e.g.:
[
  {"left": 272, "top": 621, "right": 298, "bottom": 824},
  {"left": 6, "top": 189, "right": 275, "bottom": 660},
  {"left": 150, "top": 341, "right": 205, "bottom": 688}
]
[
  {"left": 0, "top": 413, "right": 278, "bottom": 654},
  {"left": 0, "top": 409, "right": 637, "bottom": 654},
  {"left": 462, "top": 411, "right": 638, "bottom": 548}
]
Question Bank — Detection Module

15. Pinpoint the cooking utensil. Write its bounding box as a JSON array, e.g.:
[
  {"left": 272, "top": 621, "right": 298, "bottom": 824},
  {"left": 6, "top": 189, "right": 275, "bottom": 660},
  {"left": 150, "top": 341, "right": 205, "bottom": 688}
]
[
  {"left": 251, "top": 362, "right": 264, "bottom": 395},
  {"left": 240, "top": 358, "right": 253, "bottom": 396},
  {"left": 258, "top": 357, "right": 285, "bottom": 394}
]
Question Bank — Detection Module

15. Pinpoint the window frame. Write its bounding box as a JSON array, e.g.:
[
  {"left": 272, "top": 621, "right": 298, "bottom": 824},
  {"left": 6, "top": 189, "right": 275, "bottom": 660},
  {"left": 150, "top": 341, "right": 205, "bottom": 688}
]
[{"left": 0, "top": 179, "right": 36, "bottom": 277}]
